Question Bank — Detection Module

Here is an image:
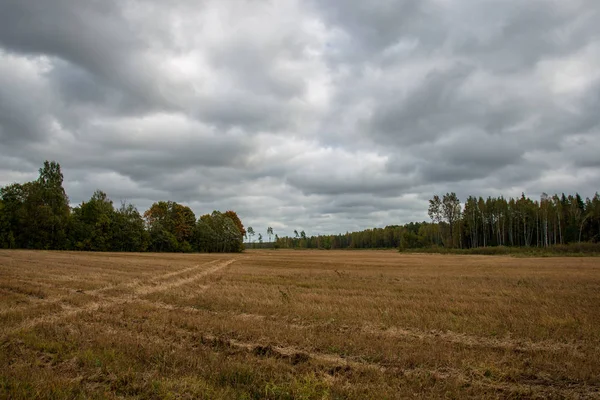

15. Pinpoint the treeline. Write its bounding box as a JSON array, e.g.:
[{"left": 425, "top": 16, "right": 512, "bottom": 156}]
[
  {"left": 273, "top": 222, "right": 433, "bottom": 250},
  {"left": 275, "top": 226, "right": 404, "bottom": 249},
  {"left": 428, "top": 192, "right": 600, "bottom": 249},
  {"left": 0, "top": 161, "right": 245, "bottom": 252},
  {"left": 274, "top": 192, "right": 600, "bottom": 251}
]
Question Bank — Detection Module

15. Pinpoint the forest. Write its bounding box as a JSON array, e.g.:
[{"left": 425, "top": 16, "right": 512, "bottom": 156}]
[
  {"left": 2, "top": 161, "right": 599, "bottom": 254},
  {"left": 274, "top": 192, "right": 600, "bottom": 252},
  {"left": 0, "top": 161, "right": 245, "bottom": 253}
]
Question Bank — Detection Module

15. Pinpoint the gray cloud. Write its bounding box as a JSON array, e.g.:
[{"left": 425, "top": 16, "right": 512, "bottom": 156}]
[{"left": 0, "top": 0, "right": 599, "bottom": 236}]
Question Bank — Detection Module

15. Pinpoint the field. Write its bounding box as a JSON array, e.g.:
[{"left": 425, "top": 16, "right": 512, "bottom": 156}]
[{"left": 1, "top": 250, "right": 599, "bottom": 399}]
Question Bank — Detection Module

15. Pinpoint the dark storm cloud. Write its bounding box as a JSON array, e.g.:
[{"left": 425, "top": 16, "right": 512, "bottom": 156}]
[
  {"left": 311, "top": 0, "right": 441, "bottom": 62},
  {"left": 0, "top": 0, "right": 170, "bottom": 111},
  {"left": 314, "top": 1, "right": 600, "bottom": 69},
  {"left": 367, "top": 65, "right": 477, "bottom": 146},
  {"left": 0, "top": 53, "right": 53, "bottom": 145},
  {"left": 0, "top": 0, "right": 599, "bottom": 235},
  {"left": 287, "top": 174, "right": 411, "bottom": 197},
  {"left": 449, "top": 2, "right": 600, "bottom": 72}
]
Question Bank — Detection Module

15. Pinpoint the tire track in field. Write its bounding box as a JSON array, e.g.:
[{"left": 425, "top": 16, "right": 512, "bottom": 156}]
[
  {"left": 1, "top": 259, "right": 236, "bottom": 337},
  {"left": 0, "top": 259, "right": 220, "bottom": 316},
  {"left": 361, "top": 325, "right": 590, "bottom": 355},
  {"left": 69, "top": 316, "right": 599, "bottom": 399},
  {"left": 198, "top": 334, "right": 599, "bottom": 398},
  {"left": 74, "top": 259, "right": 224, "bottom": 296},
  {"left": 135, "top": 259, "right": 235, "bottom": 296},
  {"left": 123, "top": 300, "right": 593, "bottom": 356}
]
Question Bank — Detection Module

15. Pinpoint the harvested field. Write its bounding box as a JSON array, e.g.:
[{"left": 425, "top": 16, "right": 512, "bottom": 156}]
[{"left": 1, "top": 250, "right": 600, "bottom": 399}]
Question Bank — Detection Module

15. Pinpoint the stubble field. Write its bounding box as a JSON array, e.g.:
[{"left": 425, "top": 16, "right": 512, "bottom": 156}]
[{"left": 1, "top": 249, "right": 599, "bottom": 399}]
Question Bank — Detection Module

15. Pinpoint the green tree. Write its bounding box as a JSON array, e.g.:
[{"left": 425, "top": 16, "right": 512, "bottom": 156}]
[
  {"left": 37, "top": 161, "right": 70, "bottom": 249},
  {"left": 195, "top": 211, "right": 243, "bottom": 252},
  {"left": 194, "top": 217, "right": 219, "bottom": 252},
  {"left": 144, "top": 201, "right": 175, "bottom": 252},
  {"left": 0, "top": 183, "right": 28, "bottom": 248},
  {"left": 70, "top": 190, "right": 115, "bottom": 251},
  {"left": 0, "top": 199, "right": 14, "bottom": 248},
  {"left": 144, "top": 201, "right": 196, "bottom": 252},
  {"left": 442, "top": 192, "right": 461, "bottom": 248},
  {"left": 0, "top": 161, "right": 70, "bottom": 249},
  {"left": 112, "top": 201, "right": 148, "bottom": 252},
  {"left": 591, "top": 193, "right": 600, "bottom": 242},
  {"left": 428, "top": 195, "right": 442, "bottom": 245},
  {"left": 224, "top": 210, "right": 246, "bottom": 237}
]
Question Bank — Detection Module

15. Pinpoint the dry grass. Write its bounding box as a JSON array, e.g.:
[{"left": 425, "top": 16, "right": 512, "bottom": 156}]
[{"left": 1, "top": 249, "right": 599, "bottom": 399}]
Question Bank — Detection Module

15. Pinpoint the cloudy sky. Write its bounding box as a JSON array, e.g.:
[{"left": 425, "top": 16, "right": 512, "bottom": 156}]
[{"left": 1, "top": 0, "right": 599, "bottom": 236}]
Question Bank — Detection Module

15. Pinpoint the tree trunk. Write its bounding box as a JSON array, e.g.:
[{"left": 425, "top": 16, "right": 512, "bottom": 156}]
[{"left": 558, "top": 215, "right": 562, "bottom": 245}]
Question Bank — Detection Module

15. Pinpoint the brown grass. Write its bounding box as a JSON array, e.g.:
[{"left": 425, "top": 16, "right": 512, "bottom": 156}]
[{"left": 1, "top": 249, "right": 599, "bottom": 399}]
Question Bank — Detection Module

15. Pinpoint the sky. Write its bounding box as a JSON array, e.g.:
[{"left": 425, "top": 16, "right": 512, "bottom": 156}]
[{"left": 0, "top": 0, "right": 599, "bottom": 237}]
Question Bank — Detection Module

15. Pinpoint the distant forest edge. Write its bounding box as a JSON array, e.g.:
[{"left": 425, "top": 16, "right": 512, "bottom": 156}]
[
  {"left": 0, "top": 161, "right": 245, "bottom": 252},
  {"left": 2, "top": 161, "right": 599, "bottom": 255},
  {"left": 267, "top": 192, "right": 600, "bottom": 254}
]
